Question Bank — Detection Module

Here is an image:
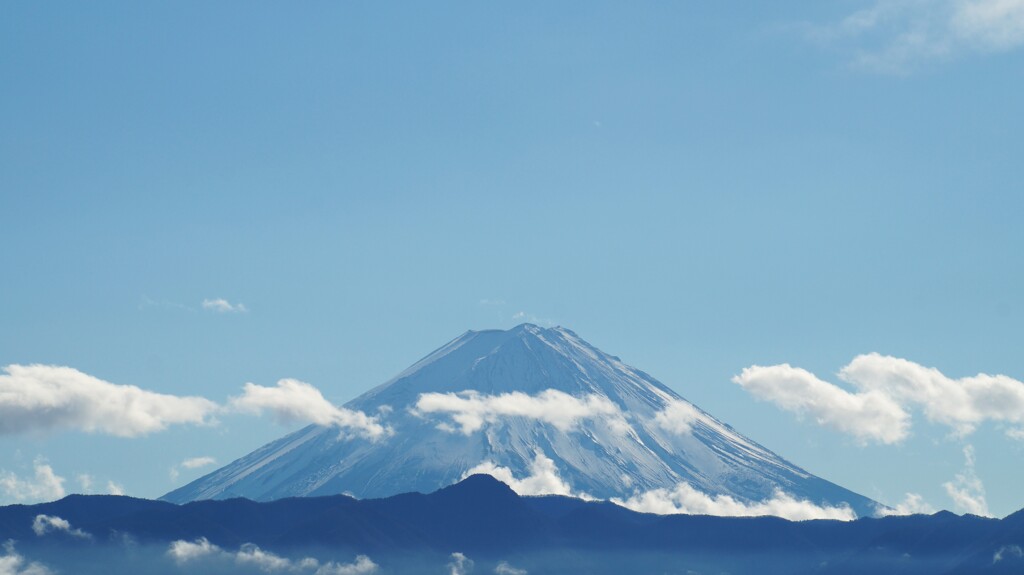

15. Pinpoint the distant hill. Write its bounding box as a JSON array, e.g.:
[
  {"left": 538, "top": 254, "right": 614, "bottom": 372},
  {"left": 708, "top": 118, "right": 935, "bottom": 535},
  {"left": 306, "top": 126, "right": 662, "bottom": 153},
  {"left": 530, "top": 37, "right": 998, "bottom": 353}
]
[{"left": 4, "top": 475, "right": 1023, "bottom": 574}]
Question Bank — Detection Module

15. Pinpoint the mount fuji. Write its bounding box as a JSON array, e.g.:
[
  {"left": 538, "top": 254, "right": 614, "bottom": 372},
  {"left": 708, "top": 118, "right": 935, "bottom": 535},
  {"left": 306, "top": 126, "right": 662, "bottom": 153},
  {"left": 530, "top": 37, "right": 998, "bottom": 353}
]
[{"left": 162, "top": 324, "right": 878, "bottom": 517}]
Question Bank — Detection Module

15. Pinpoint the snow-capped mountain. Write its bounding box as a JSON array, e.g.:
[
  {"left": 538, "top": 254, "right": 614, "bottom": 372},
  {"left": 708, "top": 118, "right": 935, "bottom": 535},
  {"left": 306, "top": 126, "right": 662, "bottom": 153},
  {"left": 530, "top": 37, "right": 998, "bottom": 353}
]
[{"left": 162, "top": 325, "right": 878, "bottom": 516}]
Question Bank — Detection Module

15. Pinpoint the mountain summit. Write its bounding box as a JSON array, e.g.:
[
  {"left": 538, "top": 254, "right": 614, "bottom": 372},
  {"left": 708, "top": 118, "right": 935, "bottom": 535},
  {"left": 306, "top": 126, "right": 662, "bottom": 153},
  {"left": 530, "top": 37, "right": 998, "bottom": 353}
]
[{"left": 163, "top": 325, "right": 877, "bottom": 516}]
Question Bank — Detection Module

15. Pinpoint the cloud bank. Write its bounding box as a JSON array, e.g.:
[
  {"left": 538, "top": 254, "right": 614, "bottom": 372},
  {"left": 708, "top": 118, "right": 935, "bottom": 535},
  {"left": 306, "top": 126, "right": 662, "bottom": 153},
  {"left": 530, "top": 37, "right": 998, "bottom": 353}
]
[
  {"left": 613, "top": 483, "right": 857, "bottom": 521},
  {"left": 0, "top": 365, "right": 219, "bottom": 438},
  {"left": 812, "top": 0, "right": 1024, "bottom": 72},
  {"left": 414, "top": 389, "right": 629, "bottom": 435},
  {"left": 733, "top": 354, "right": 1024, "bottom": 443},
  {"left": 230, "top": 379, "right": 391, "bottom": 440}
]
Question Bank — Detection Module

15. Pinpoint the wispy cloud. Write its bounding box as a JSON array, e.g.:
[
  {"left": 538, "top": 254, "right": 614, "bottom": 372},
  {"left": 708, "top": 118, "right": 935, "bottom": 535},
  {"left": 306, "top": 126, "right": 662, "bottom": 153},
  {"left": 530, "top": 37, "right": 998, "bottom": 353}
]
[
  {"left": 994, "top": 544, "right": 1023, "bottom": 563},
  {"left": 230, "top": 379, "right": 392, "bottom": 440},
  {"left": 414, "top": 389, "right": 630, "bottom": 435},
  {"left": 106, "top": 480, "right": 126, "bottom": 496},
  {"left": 202, "top": 298, "right": 248, "bottom": 313},
  {"left": 494, "top": 561, "right": 527, "bottom": 575},
  {"left": 0, "top": 364, "right": 219, "bottom": 438},
  {"left": 0, "top": 458, "right": 66, "bottom": 503},
  {"left": 733, "top": 354, "right": 1024, "bottom": 443},
  {"left": 877, "top": 492, "right": 936, "bottom": 516},
  {"left": 170, "top": 456, "right": 217, "bottom": 482},
  {"left": 32, "top": 514, "right": 90, "bottom": 539},
  {"left": 613, "top": 483, "right": 857, "bottom": 521},
  {"left": 510, "top": 311, "right": 553, "bottom": 326},
  {"left": 463, "top": 452, "right": 591, "bottom": 499},
  {"left": 943, "top": 444, "right": 990, "bottom": 516},
  {"left": 808, "top": 0, "right": 1024, "bottom": 72}
]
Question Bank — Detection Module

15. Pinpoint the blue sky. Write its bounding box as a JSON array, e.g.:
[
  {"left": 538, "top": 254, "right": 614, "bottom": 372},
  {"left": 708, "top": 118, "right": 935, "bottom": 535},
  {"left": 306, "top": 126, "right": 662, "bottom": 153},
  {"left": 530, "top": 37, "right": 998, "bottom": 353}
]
[{"left": 2, "top": 1, "right": 1023, "bottom": 515}]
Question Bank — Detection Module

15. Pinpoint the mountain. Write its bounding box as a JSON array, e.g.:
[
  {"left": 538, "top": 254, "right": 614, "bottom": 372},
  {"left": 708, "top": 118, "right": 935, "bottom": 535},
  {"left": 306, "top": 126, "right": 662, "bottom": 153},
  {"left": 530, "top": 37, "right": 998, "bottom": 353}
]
[
  {"left": 3, "top": 477, "right": 1019, "bottom": 575},
  {"left": 163, "top": 324, "right": 877, "bottom": 516}
]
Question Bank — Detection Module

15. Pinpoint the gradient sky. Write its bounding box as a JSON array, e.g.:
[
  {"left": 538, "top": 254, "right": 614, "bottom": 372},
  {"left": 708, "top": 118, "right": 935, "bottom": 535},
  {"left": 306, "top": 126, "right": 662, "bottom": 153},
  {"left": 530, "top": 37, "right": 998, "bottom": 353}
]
[{"left": 2, "top": 2, "right": 1023, "bottom": 515}]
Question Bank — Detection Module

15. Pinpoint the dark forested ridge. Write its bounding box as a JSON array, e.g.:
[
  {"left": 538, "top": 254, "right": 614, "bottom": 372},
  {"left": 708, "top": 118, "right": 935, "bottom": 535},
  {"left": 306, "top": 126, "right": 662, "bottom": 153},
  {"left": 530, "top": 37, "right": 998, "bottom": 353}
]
[{"left": 3, "top": 475, "right": 1023, "bottom": 574}]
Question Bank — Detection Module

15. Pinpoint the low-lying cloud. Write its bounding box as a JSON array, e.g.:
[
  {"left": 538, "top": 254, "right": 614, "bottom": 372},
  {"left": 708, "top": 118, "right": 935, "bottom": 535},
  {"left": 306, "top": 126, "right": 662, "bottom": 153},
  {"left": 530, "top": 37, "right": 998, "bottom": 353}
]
[
  {"left": 652, "top": 399, "right": 701, "bottom": 435},
  {"left": 0, "top": 541, "right": 53, "bottom": 575},
  {"left": 0, "top": 365, "right": 219, "bottom": 438},
  {"left": 463, "top": 452, "right": 590, "bottom": 499},
  {"left": 414, "top": 389, "right": 629, "bottom": 435},
  {"left": 447, "top": 552, "right": 473, "bottom": 575},
  {"left": 168, "top": 538, "right": 378, "bottom": 574},
  {"left": 613, "top": 483, "right": 857, "bottom": 521},
  {"left": 733, "top": 354, "right": 1024, "bottom": 444},
  {"left": 230, "top": 379, "right": 392, "bottom": 440},
  {"left": 32, "top": 515, "right": 90, "bottom": 539}
]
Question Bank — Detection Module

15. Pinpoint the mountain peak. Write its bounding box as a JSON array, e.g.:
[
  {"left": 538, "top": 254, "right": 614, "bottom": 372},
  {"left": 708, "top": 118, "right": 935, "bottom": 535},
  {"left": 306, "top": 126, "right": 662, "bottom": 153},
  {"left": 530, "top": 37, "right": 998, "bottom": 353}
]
[{"left": 163, "top": 326, "right": 878, "bottom": 518}]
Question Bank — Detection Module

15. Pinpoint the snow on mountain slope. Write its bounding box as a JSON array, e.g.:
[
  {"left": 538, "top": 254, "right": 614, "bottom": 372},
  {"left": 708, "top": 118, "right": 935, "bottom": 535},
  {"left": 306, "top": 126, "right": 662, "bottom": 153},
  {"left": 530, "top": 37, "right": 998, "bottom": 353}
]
[{"left": 162, "top": 325, "right": 878, "bottom": 517}]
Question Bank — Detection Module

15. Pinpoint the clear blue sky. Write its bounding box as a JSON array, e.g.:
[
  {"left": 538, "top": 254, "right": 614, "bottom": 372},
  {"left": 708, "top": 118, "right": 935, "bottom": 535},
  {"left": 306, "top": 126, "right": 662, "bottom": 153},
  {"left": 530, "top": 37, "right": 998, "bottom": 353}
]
[{"left": 2, "top": 1, "right": 1023, "bottom": 515}]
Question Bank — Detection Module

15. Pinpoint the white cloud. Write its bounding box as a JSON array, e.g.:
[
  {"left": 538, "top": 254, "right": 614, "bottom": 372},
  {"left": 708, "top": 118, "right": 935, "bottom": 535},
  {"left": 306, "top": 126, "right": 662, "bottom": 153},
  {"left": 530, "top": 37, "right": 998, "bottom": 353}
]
[
  {"left": 167, "top": 538, "right": 222, "bottom": 564},
  {"left": 0, "top": 364, "right": 219, "bottom": 438},
  {"left": 31, "top": 514, "right": 90, "bottom": 538},
  {"left": 0, "top": 459, "right": 66, "bottom": 503},
  {"left": 734, "top": 354, "right": 1024, "bottom": 444},
  {"left": 494, "top": 561, "right": 527, "bottom": 575},
  {"left": 106, "top": 480, "right": 126, "bottom": 496},
  {"left": 994, "top": 544, "right": 1023, "bottom": 563},
  {"left": 414, "top": 389, "right": 630, "bottom": 435},
  {"left": 202, "top": 298, "right": 248, "bottom": 313},
  {"left": 172, "top": 456, "right": 218, "bottom": 482},
  {"left": 877, "top": 493, "right": 936, "bottom": 516},
  {"left": 840, "top": 353, "right": 1024, "bottom": 437},
  {"left": 943, "top": 445, "right": 991, "bottom": 516},
  {"left": 1007, "top": 427, "right": 1024, "bottom": 441},
  {"left": 812, "top": 0, "right": 1024, "bottom": 72},
  {"left": 463, "top": 453, "right": 590, "bottom": 499},
  {"left": 313, "top": 556, "right": 378, "bottom": 575},
  {"left": 181, "top": 456, "right": 217, "bottom": 469},
  {"left": 76, "top": 474, "right": 93, "bottom": 493},
  {"left": 653, "top": 399, "right": 701, "bottom": 435},
  {"left": 447, "top": 552, "right": 473, "bottom": 575},
  {"left": 167, "top": 539, "right": 377, "bottom": 574},
  {"left": 235, "top": 543, "right": 294, "bottom": 572},
  {"left": 612, "top": 483, "right": 857, "bottom": 521},
  {"left": 732, "top": 364, "right": 909, "bottom": 445},
  {"left": 230, "top": 379, "right": 391, "bottom": 441},
  {"left": 0, "top": 541, "right": 53, "bottom": 575}
]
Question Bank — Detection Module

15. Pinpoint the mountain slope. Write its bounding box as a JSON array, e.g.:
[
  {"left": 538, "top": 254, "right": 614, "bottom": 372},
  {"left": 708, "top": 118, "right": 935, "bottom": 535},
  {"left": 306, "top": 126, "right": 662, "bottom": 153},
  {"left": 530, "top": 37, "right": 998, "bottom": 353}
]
[{"left": 163, "top": 324, "right": 877, "bottom": 516}]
